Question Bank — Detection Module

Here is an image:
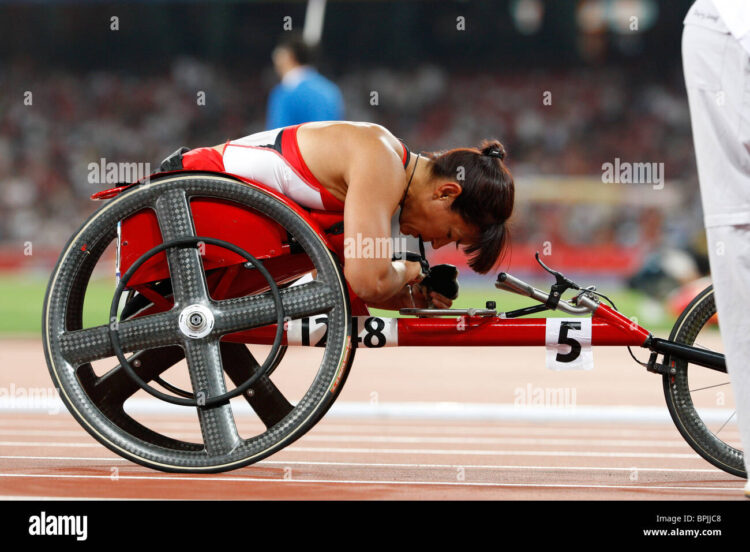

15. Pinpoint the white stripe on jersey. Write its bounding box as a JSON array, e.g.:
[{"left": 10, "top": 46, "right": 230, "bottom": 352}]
[{"left": 222, "top": 128, "right": 326, "bottom": 210}]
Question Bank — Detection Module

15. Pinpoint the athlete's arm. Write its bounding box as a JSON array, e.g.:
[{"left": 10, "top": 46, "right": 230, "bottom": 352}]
[
  {"left": 342, "top": 131, "right": 423, "bottom": 304},
  {"left": 366, "top": 284, "right": 454, "bottom": 311},
  {"left": 364, "top": 286, "right": 414, "bottom": 311}
]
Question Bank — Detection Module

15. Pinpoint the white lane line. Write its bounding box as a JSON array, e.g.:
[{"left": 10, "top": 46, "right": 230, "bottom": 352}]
[
  {"left": 261, "top": 460, "right": 725, "bottom": 473},
  {"left": 314, "top": 424, "right": 733, "bottom": 438},
  {"left": 0, "top": 429, "right": 89, "bottom": 437},
  {"left": 0, "top": 420, "right": 687, "bottom": 435},
  {"left": 0, "top": 430, "right": 703, "bottom": 448},
  {"left": 0, "top": 455, "right": 124, "bottom": 461},
  {"left": 0, "top": 400, "right": 738, "bottom": 424},
  {"left": 0, "top": 495, "right": 143, "bottom": 501},
  {"left": 0, "top": 418, "right": 76, "bottom": 426},
  {"left": 283, "top": 446, "right": 704, "bottom": 459},
  {"left": 0, "top": 416, "right": 682, "bottom": 432},
  {"left": 0, "top": 441, "right": 705, "bottom": 458},
  {"left": 296, "top": 435, "right": 697, "bottom": 448},
  {"left": 0, "top": 441, "right": 99, "bottom": 448},
  {"left": 0, "top": 455, "right": 726, "bottom": 473},
  {"left": 1, "top": 418, "right": 738, "bottom": 441},
  {"left": 0, "top": 472, "right": 740, "bottom": 492}
]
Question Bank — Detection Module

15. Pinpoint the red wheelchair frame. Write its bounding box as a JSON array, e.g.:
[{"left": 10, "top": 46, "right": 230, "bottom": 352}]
[
  {"left": 56, "top": 166, "right": 737, "bottom": 476},
  {"left": 108, "top": 170, "right": 653, "bottom": 352}
]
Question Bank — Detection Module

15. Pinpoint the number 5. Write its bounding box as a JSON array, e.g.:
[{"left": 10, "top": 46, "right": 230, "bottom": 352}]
[{"left": 557, "top": 321, "right": 581, "bottom": 362}]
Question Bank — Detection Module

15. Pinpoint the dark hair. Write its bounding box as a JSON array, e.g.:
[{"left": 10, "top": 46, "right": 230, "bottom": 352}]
[
  {"left": 276, "top": 33, "right": 316, "bottom": 66},
  {"left": 424, "top": 139, "right": 514, "bottom": 274}
]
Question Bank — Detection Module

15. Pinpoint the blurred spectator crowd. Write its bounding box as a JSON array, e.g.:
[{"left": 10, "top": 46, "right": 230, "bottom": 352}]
[{"left": 0, "top": 57, "right": 704, "bottom": 271}]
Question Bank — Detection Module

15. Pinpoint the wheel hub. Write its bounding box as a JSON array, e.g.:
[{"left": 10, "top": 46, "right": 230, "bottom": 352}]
[{"left": 178, "top": 304, "right": 214, "bottom": 339}]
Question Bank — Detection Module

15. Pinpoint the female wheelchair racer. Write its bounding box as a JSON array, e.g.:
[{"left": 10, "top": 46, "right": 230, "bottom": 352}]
[
  {"left": 178, "top": 120, "right": 515, "bottom": 310},
  {"left": 41, "top": 120, "right": 518, "bottom": 473}
]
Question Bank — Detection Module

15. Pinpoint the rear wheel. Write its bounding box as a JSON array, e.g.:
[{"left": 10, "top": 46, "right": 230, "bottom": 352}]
[
  {"left": 662, "top": 284, "right": 745, "bottom": 477},
  {"left": 43, "top": 173, "right": 355, "bottom": 472}
]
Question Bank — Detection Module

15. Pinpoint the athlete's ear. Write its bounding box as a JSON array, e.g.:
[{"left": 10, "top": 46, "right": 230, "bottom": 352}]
[{"left": 435, "top": 181, "right": 462, "bottom": 200}]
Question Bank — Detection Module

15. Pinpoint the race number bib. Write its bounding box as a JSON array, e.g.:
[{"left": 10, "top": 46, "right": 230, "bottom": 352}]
[
  {"left": 286, "top": 316, "right": 398, "bottom": 348},
  {"left": 545, "top": 318, "right": 593, "bottom": 371}
]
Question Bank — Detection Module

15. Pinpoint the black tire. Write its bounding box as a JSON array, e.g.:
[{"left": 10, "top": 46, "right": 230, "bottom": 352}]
[
  {"left": 662, "top": 284, "right": 746, "bottom": 478},
  {"left": 43, "top": 172, "right": 355, "bottom": 473}
]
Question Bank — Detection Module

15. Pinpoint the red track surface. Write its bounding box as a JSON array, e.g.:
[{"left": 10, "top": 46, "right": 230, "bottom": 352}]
[
  {"left": 0, "top": 413, "right": 744, "bottom": 500},
  {"left": 0, "top": 338, "right": 745, "bottom": 500}
]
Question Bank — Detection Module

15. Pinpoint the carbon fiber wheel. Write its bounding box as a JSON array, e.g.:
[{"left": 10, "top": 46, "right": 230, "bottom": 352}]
[
  {"left": 663, "top": 284, "right": 746, "bottom": 477},
  {"left": 43, "top": 173, "right": 355, "bottom": 473}
]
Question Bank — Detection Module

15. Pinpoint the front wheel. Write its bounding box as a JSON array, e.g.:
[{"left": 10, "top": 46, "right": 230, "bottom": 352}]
[{"left": 662, "top": 284, "right": 746, "bottom": 478}]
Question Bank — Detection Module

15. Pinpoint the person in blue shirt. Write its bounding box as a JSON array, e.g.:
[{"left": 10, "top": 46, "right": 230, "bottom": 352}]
[{"left": 267, "top": 34, "right": 344, "bottom": 129}]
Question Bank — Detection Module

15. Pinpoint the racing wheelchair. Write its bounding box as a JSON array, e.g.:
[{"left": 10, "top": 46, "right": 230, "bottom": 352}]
[{"left": 42, "top": 164, "right": 745, "bottom": 476}]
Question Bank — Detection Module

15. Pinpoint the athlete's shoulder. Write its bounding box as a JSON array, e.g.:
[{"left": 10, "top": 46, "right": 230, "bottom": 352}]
[
  {"left": 343, "top": 123, "right": 406, "bottom": 166},
  {"left": 298, "top": 120, "right": 392, "bottom": 143},
  {"left": 296, "top": 121, "right": 403, "bottom": 162},
  {"left": 340, "top": 121, "right": 401, "bottom": 144}
]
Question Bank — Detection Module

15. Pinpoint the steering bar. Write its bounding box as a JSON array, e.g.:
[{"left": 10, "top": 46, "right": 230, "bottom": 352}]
[{"left": 496, "top": 272, "right": 595, "bottom": 315}]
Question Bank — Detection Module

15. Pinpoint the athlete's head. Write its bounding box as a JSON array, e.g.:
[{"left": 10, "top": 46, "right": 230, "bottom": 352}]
[{"left": 399, "top": 140, "right": 514, "bottom": 274}]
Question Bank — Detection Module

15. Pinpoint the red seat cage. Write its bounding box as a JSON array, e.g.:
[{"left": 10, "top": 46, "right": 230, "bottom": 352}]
[{"left": 97, "top": 170, "right": 370, "bottom": 317}]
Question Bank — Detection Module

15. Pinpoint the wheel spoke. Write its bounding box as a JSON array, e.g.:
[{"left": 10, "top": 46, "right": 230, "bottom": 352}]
[
  {"left": 80, "top": 346, "right": 186, "bottom": 407},
  {"left": 183, "top": 339, "right": 241, "bottom": 455},
  {"left": 154, "top": 189, "right": 210, "bottom": 306},
  {"left": 220, "top": 343, "right": 293, "bottom": 429},
  {"left": 689, "top": 381, "right": 732, "bottom": 393},
  {"left": 715, "top": 411, "right": 737, "bottom": 436},
  {"left": 60, "top": 311, "right": 178, "bottom": 365},
  {"left": 75, "top": 347, "right": 202, "bottom": 451},
  {"left": 213, "top": 280, "right": 337, "bottom": 334}
]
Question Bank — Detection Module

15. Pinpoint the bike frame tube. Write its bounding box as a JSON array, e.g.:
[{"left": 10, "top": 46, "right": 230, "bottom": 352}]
[
  {"left": 110, "top": 178, "right": 651, "bottom": 349},
  {"left": 648, "top": 337, "right": 726, "bottom": 372},
  {"left": 110, "top": 171, "right": 726, "bottom": 371},
  {"left": 224, "top": 302, "right": 651, "bottom": 347}
]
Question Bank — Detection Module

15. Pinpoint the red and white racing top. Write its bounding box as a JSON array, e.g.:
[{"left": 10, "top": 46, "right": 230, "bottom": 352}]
[{"left": 182, "top": 122, "right": 411, "bottom": 212}]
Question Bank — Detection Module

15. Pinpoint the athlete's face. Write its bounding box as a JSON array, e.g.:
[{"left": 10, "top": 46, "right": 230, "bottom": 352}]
[{"left": 399, "top": 180, "right": 480, "bottom": 251}]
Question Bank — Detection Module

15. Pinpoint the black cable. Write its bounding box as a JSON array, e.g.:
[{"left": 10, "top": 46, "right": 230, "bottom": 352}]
[{"left": 587, "top": 290, "right": 649, "bottom": 368}]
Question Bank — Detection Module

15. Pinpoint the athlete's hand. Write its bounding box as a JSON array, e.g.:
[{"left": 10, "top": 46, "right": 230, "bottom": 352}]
[{"left": 411, "top": 284, "right": 453, "bottom": 309}]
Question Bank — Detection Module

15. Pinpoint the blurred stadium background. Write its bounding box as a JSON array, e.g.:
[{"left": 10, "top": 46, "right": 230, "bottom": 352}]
[{"left": 0, "top": 0, "right": 706, "bottom": 334}]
